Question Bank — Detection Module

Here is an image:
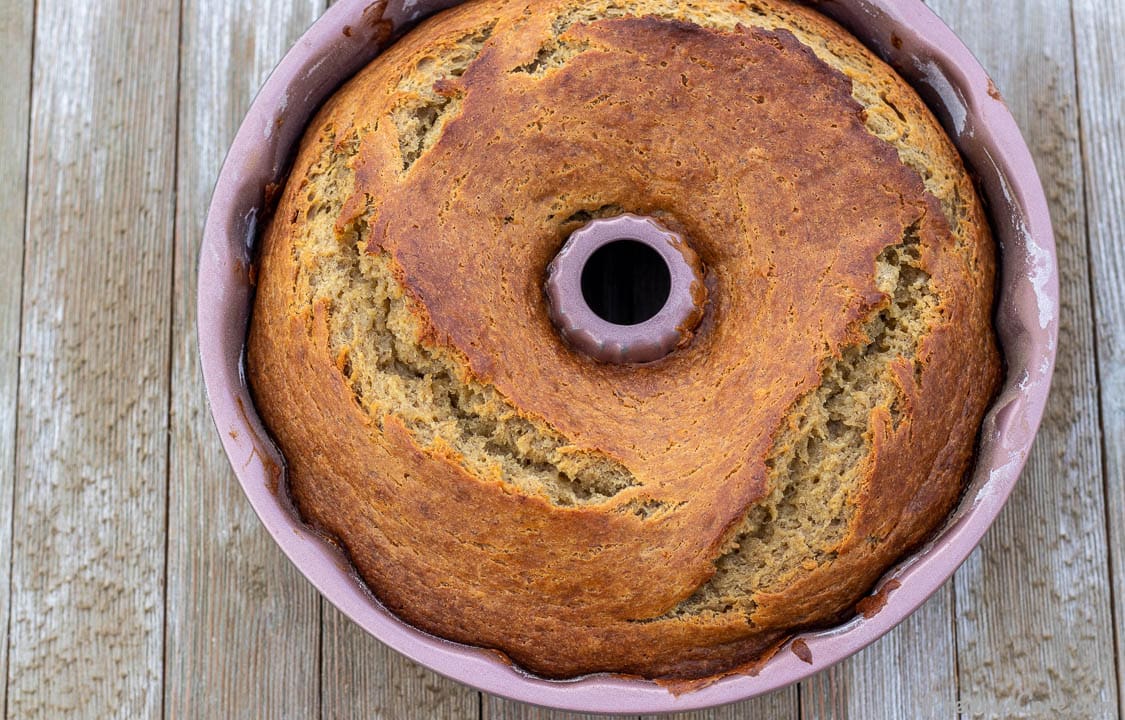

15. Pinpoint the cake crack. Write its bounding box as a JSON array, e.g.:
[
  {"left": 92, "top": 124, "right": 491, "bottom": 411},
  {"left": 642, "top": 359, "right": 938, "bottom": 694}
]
[{"left": 655, "top": 220, "right": 938, "bottom": 621}]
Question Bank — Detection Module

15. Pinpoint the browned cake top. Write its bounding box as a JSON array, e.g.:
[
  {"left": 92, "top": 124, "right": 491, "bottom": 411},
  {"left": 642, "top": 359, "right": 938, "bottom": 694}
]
[{"left": 247, "top": 0, "right": 999, "bottom": 679}]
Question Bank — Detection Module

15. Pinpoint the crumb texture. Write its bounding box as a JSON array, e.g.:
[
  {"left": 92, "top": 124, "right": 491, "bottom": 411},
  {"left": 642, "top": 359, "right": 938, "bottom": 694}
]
[
  {"left": 670, "top": 226, "right": 935, "bottom": 617},
  {"left": 297, "top": 34, "right": 636, "bottom": 507},
  {"left": 392, "top": 24, "right": 494, "bottom": 171}
]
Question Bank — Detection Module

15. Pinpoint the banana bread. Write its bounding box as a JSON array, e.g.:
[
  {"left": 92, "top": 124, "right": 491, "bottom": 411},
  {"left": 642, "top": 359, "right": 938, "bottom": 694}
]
[{"left": 247, "top": 0, "right": 1000, "bottom": 679}]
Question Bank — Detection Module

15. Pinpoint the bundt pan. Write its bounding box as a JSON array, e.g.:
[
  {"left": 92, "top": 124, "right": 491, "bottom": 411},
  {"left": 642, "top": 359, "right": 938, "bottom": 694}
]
[{"left": 198, "top": 0, "right": 1058, "bottom": 712}]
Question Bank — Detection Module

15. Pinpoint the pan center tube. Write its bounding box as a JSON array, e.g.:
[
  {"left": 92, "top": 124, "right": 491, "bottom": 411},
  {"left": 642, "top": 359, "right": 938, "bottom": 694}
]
[{"left": 544, "top": 214, "right": 706, "bottom": 364}]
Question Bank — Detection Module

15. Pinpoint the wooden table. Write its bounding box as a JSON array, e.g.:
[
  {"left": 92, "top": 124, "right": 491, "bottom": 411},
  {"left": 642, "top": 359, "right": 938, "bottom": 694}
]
[{"left": 1, "top": 0, "right": 1121, "bottom": 717}]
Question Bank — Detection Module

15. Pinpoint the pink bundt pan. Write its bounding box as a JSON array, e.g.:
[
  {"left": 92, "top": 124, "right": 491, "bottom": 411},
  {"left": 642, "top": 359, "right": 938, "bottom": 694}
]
[{"left": 198, "top": 0, "right": 1058, "bottom": 713}]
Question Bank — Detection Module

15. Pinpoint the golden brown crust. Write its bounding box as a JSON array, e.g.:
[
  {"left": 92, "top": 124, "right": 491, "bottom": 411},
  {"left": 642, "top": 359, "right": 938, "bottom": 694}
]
[{"left": 247, "top": 0, "right": 1000, "bottom": 679}]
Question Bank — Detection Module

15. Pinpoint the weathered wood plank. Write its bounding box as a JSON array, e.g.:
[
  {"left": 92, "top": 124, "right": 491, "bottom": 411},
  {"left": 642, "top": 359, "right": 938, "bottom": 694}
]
[
  {"left": 802, "top": 585, "right": 958, "bottom": 719},
  {"left": 0, "top": 0, "right": 34, "bottom": 715},
  {"left": 1072, "top": 0, "right": 1125, "bottom": 715},
  {"left": 321, "top": 604, "right": 481, "bottom": 719},
  {"left": 926, "top": 0, "right": 1120, "bottom": 716},
  {"left": 482, "top": 694, "right": 612, "bottom": 720},
  {"left": 154, "top": 1, "right": 1124, "bottom": 719},
  {"left": 658, "top": 686, "right": 799, "bottom": 720},
  {"left": 487, "top": 662, "right": 801, "bottom": 718},
  {"left": 5, "top": 1, "right": 178, "bottom": 717},
  {"left": 484, "top": 690, "right": 801, "bottom": 720},
  {"left": 163, "top": 1, "right": 325, "bottom": 718}
]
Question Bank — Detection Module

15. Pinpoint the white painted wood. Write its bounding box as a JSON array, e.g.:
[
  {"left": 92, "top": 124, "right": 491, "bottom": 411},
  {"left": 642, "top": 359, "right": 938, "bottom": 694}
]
[
  {"left": 0, "top": 0, "right": 34, "bottom": 716},
  {"left": 1072, "top": 0, "right": 1125, "bottom": 715},
  {"left": 927, "top": 0, "right": 1120, "bottom": 716},
  {"left": 6, "top": 1, "right": 178, "bottom": 716},
  {"left": 164, "top": 0, "right": 325, "bottom": 718}
]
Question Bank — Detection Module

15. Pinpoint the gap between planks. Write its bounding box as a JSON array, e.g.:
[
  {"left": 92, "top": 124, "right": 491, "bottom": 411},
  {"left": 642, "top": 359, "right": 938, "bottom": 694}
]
[
  {"left": 7, "top": 0, "right": 179, "bottom": 716},
  {"left": 0, "top": 0, "right": 35, "bottom": 717},
  {"left": 1070, "top": 0, "right": 1125, "bottom": 715},
  {"left": 164, "top": 0, "right": 325, "bottom": 718},
  {"left": 929, "top": 0, "right": 1120, "bottom": 717},
  {"left": 151, "top": 1, "right": 1125, "bottom": 720}
]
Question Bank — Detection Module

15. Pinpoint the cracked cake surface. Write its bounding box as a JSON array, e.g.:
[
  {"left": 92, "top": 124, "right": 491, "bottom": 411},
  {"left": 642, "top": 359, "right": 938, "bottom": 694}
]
[{"left": 247, "top": 0, "right": 1000, "bottom": 679}]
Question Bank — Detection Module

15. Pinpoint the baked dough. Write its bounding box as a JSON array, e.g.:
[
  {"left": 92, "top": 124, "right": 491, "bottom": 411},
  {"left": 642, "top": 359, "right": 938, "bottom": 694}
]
[{"left": 247, "top": 0, "right": 1000, "bottom": 679}]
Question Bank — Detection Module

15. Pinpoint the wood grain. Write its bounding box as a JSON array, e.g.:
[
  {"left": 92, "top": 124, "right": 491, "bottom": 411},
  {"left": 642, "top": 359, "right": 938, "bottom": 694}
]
[
  {"left": 484, "top": 686, "right": 798, "bottom": 720},
  {"left": 801, "top": 585, "right": 958, "bottom": 719},
  {"left": 927, "top": 0, "right": 1120, "bottom": 716},
  {"left": 0, "top": 0, "right": 34, "bottom": 716},
  {"left": 484, "top": 688, "right": 801, "bottom": 720},
  {"left": 5, "top": 1, "right": 178, "bottom": 716},
  {"left": 1072, "top": 0, "right": 1125, "bottom": 715},
  {"left": 2, "top": 0, "right": 1120, "bottom": 717},
  {"left": 321, "top": 604, "right": 481, "bottom": 719},
  {"left": 483, "top": 695, "right": 607, "bottom": 720},
  {"left": 163, "top": 1, "right": 326, "bottom": 718},
  {"left": 656, "top": 686, "right": 799, "bottom": 720}
]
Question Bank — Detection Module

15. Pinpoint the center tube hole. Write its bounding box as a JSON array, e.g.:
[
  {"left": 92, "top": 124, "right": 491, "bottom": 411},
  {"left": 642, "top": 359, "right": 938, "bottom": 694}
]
[{"left": 580, "top": 240, "right": 672, "bottom": 326}]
